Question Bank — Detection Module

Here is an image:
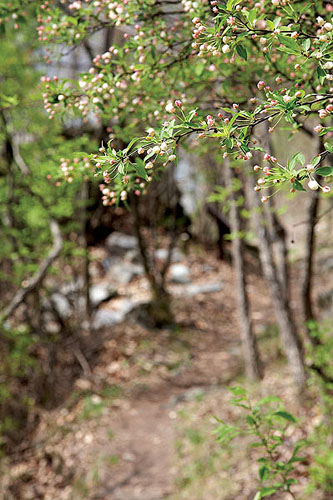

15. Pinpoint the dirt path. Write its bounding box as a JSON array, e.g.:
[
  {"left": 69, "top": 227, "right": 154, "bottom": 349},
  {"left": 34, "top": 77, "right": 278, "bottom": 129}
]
[{"left": 91, "top": 394, "right": 176, "bottom": 500}]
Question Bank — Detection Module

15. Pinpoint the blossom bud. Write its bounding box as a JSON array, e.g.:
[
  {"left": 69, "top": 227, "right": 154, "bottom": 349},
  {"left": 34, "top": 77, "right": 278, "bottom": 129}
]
[{"left": 308, "top": 179, "right": 319, "bottom": 190}]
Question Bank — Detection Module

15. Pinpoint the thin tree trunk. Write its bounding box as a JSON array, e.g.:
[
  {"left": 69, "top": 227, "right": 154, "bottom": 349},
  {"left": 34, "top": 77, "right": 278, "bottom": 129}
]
[
  {"left": 266, "top": 197, "right": 289, "bottom": 302},
  {"left": 265, "top": 127, "right": 289, "bottom": 302},
  {"left": 81, "top": 181, "right": 92, "bottom": 326},
  {"left": 301, "top": 190, "right": 320, "bottom": 335},
  {"left": 131, "top": 194, "right": 173, "bottom": 326},
  {"left": 224, "top": 163, "right": 262, "bottom": 380},
  {"left": 246, "top": 171, "right": 306, "bottom": 389}
]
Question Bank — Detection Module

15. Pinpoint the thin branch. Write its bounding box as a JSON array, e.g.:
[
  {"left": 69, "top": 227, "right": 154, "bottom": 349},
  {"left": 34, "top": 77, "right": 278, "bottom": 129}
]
[{"left": 1, "top": 220, "right": 63, "bottom": 322}]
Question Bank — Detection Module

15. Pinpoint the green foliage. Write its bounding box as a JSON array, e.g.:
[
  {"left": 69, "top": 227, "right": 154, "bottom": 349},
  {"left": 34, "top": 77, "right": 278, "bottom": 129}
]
[{"left": 214, "top": 387, "right": 306, "bottom": 499}]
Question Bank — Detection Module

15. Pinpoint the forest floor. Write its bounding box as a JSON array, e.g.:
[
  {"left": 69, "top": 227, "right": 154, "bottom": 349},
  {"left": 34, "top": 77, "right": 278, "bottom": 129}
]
[{"left": 1, "top": 241, "right": 332, "bottom": 500}]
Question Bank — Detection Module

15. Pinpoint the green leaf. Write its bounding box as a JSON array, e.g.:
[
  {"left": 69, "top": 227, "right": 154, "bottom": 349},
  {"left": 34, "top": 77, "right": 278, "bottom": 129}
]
[
  {"left": 302, "top": 38, "right": 311, "bottom": 52},
  {"left": 311, "top": 156, "right": 321, "bottom": 167},
  {"left": 134, "top": 159, "right": 148, "bottom": 180},
  {"left": 274, "top": 411, "right": 297, "bottom": 422},
  {"left": 235, "top": 44, "right": 248, "bottom": 60},
  {"left": 229, "top": 386, "right": 247, "bottom": 397},
  {"left": 256, "top": 396, "right": 281, "bottom": 407},
  {"left": 273, "top": 16, "right": 281, "bottom": 28},
  {"left": 293, "top": 179, "right": 306, "bottom": 192},
  {"left": 246, "top": 415, "right": 256, "bottom": 426},
  {"left": 123, "top": 137, "right": 139, "bottom": 154},
  {"left": 289, "top": 152, "right": 305, "bottom": 169},
  {"left": 324, "top": 142, "right": 333, "bottom": 153},
  {"left": 277, "top": 35, "right": 300, "bottom": 53},
  {"left": 316, "top": 166, "right": 333, "bottom": 176},
  {"left": 260, "top": 487, "right": 278, "bottom": 497},
  {"left": 236, "top": 44, "right": 248, "bottom": 60},
  {"left": 259, "top": 465, "right": 270, "bottom": 482}
]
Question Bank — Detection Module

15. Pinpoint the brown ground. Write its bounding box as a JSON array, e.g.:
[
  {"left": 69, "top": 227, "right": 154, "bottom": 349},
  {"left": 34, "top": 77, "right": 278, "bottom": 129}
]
[{"left": 0, "top": 243, "right": 331, "bottom": 500}]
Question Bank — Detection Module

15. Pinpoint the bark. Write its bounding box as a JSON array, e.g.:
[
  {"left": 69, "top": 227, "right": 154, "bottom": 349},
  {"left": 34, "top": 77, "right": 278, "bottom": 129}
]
[
  {"left": 264, "top": 127, "right": 290, "bottom": 302},
  {"left": 131, "top": 194, "right": 174, "bottom": 327},
  {"left": 300, "top": 137, "right": 326, "bottom": 341},
  {"left": 81, "top": 181, "right": 92, "bottom": 324},
  {"left": 301, "top": 189, "right": 320, "bottom": 335},
  {"left": 266, "top": 198, "right": 289, "bottom": 302},
  {"left": 224, "top": 164, "right": 262, "bottom": 380},
  {"left": 246, "top": 173, "right": 306, "bottom": 389}
]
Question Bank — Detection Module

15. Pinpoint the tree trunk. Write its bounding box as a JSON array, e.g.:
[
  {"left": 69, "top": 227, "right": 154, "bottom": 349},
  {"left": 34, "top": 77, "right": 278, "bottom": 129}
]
[
  {"left": 224, "top": 163, "right": 262, "bottom": 380},
  {"left": 131, "top": 194, "right": 174, "bottom": 327},
  {"left": 246, "top": 170, "right": 306, "bottom": 389},
  {"left": 301, "top": 189, "right": 320, "bottom": 337}
]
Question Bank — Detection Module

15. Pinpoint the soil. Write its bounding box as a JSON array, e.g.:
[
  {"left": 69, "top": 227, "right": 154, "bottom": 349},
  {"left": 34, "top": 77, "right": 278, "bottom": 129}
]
[{"left": 1, "top": 242, "right": 331, "bottom": 500}]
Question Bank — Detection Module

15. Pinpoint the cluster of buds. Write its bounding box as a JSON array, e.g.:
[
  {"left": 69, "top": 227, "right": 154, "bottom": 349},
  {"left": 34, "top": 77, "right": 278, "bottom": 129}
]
[
  {"left": 99, "top": 184, "right": 116, "bottom": 206},
  {"left": 58, "top": 157, "right": 90, "bottom": 184},
  {"left": 182, "top": 0, "right": 208, "bottom": 13}
]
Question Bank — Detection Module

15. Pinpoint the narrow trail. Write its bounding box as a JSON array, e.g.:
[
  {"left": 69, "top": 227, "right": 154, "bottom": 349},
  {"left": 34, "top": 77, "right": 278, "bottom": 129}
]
[{"left": 91, "top": 395, "right": 176, "bottom": 500}]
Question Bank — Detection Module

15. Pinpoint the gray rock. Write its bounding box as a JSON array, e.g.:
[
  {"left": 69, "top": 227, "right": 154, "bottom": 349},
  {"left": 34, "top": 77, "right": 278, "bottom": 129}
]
[
  {"left": 106, "top": 232, "right": 138, "bottom": 255},
  {"left": 49, "top": 293, "right": 71, "bottom": 317},
  {"left": 92, "top": 309, "right": 124, "bottom": 328},
  {"left": 183, "top": 281, "right": 222, "bottom": 296},
  {"left": 93, "top": 298, "right": 145, "bottom": 329},
  {"left": 89, "top": 283, "right": 117, "bottom": 307},
  {"left": 108, "top": 259, "right": 144, "bottom": 285},
  {"left": 170, "top": 263, "right": 191, "bottom": 284},
  {"left": 155, "top": 247, "right": 183, "bottom": 263}
]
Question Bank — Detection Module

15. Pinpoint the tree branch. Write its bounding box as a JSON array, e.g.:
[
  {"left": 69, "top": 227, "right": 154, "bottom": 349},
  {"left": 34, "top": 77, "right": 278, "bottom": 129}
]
[{"left": 1, "top": 220, "right": 63, "bottom": 322}]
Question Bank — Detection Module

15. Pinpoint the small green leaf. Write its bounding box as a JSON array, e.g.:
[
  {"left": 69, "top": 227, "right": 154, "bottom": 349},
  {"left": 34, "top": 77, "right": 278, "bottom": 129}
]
[
  {"left": 259, "top": 465, "right": 270, "bottom": 482},
  {"left": 135, "top": 160, "right": 148, "bottom": 180},
  {"left": 229, "top": 386, "right": 247, "bottom": 397},
  {"left": 274, "top": 411, "right": 297, "bottom": 422},
  {"left": 311, "top": 156, "right": 321, "bottom": 167},
  {"left": 246, "top": 415, "right": 256, "bottom": 426},
  {"left": 293, "top": 179, "right": 306, "bottom": 192},
  {"left": 260, "top": 487, "right": 278, "bottom": 497},
  {"left": 277, "top": 35, "right": 300, "bottom": 53},
  {"left": 236, "top": 44, "right": 247, "bottom": 60}
]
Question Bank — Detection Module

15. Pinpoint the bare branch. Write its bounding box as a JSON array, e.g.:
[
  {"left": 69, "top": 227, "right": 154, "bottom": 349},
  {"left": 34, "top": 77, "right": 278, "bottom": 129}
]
[{"left": 1, "top": 220, "right": 63, "bottom": 322}]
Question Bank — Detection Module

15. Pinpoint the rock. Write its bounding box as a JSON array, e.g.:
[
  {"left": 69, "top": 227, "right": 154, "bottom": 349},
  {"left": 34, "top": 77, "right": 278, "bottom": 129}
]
[
  {"left": 106, "top": 232, "right": 138, "bottom": 255},
  {"left": 169, "top": 263, "right": 191, "bottom": 284},
  {"left": 155, "top": 247, "right": 183, "bottom": 263},
  {"left": 107, "top": 259, "right": 144, "bottom": 285},
  {"left": 93, "top": 309, "right": 124, "bottom": 328},
  {"left": 89, "top": 282, "right": 117, "bottom": 307},
  {"left": 181, "top": 281, "right": 223, "bottom": 296},
  {"left": 93, "top": 298, "right": 145, "bottom": 329},
  {"left": 60, "top": 278, "right": 83, "bottom": 296},
  {"left": 50, "top": 293, "right": 71, "bottom": 317}
]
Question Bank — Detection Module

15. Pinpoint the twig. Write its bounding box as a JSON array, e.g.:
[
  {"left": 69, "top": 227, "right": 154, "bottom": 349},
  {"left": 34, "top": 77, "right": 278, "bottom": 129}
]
[
  {"left": 1, "top": 220, "right": 63, "bottom": 322},
  {"left": 72, "top": 346, "right": 92, "bottom": 377}
]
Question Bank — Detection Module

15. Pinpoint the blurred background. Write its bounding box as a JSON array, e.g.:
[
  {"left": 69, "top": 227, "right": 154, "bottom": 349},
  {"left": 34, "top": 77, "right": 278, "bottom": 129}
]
[{"left": 0, "top": 5, "right": 332, "bottom": 500}]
